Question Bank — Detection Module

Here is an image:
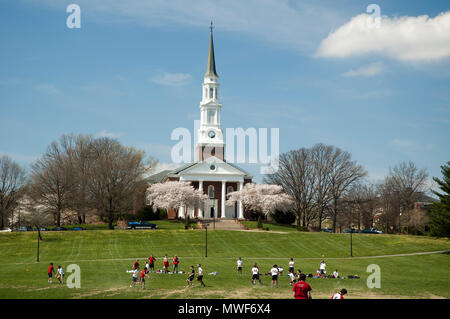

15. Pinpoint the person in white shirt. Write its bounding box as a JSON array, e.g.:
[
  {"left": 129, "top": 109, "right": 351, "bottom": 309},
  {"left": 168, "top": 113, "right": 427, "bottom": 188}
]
[
  {"left": 196, "top": 264, "right": 206, "bottom": 287},
  {"left": 251, "top": 263, "right": 262, "bottom": 285},
  {"left": 288, "top": 270, "right": 296, "bottom": 286},
  {"left": 130, "top": 267, "right": 139, "bottom": 287},
  {"left": 270, "top": 264, "right": 280, "bottom": 287},
  {"left": 331, "top": 288, "right": 347, "bottom": 299},
  {"left": 56, "top": 265, "right": 64, "bottom": 284},
  {"left": 319, "top": 260, "right": 326, "bottom": 275},
  {"left": 288, "top": 258, "right": 295, "bottom": 273},
  {"left": 237, "top": 257, "right": 243, "bottom": 275},
  {"left": 333, "top": 269, "right": 339, "bottom": 278}
]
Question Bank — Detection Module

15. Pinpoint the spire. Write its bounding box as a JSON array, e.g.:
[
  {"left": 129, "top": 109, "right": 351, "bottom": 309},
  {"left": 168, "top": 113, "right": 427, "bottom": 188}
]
[{"left": 205, "top": 21, "right": 218, "bottom": 78}]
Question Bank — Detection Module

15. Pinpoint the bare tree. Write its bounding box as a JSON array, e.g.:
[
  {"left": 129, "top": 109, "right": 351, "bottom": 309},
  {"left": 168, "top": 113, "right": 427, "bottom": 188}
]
[
  {"left": 0, "top": 155, "right": 27, "bottom": 229},
  {"left": 328, "top": 148, "right": 367, "bottom": 232},
  {"left": 86, "top": 137, "right": 146, "bottom": 229}
]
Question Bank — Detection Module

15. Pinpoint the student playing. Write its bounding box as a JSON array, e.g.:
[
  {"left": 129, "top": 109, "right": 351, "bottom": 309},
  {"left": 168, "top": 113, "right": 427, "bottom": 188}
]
[
  {"left": 331, "top": 288, "right": 347, "bottom": 299},
  {"left": 197, "top": 264, "right": 206, "bottom": 287},
  {"left": 288, "top": 269, "right": 296, "bottom": 286},
  {"left": 163, "top": 255, "right": 169, "bottom": 273},
  {"left": 47, "top": 263, "right": 55, "bottom": 284},
  {"left": 270, "top": 264, "right": 280, "bottom": 287},
  {"left": 251, "top": 263, "right": 262, "bottom": 285},
  {"left": 130, "top": 267, "right": 139, "bottom": 287},
  {"left": 295, "top": 269, "right": 302, "bottom": 282},
  {"left": 56, "top": 265, "right": 65, "bottom": 284},
  {"left": 237, "top": 257, "right": 243, "bottom": 275},
  {"left": 293, "top": 273, "right": 312, "bottom": 299},
  {"left": 148, "top": 254, "right": 156, "bottom": 272},
  {"left": 288, "top": 258, "right": 295, "bottom": 273},
  {"left": 140, "top": 268, "right": 147, "bottom": 289},
  {"left": 186, "top": 266, "right": 195, "bottom": 288},
  {"left": 173, "top": 256, "right": 180, "bottom": 274},
  {"left": 319, "top": 260, "right": 326, "bottom": 275},
  {"left": 133, "top": 259, "right": 140, "bottom": 270},
  {"left": 145, "top": 261, "right": 150, "bottom": 274}
]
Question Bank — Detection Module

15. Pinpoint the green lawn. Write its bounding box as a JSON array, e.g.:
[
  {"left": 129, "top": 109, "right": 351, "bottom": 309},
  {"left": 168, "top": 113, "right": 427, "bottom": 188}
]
[{"left": 0, "top": 226, "right": 449, "bottom": 299}]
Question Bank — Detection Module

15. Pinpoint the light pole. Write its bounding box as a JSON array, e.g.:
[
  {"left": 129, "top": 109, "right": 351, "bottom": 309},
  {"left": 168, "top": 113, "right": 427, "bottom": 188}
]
[
  {"left": 350, "top": 228, "right": 353, "bottom": 257},
  {"left": 204, "top": 223, "right": 210, "bottom": 258},
  {"left": 37, "top": 228, "right": 40, "bottom": 262}
]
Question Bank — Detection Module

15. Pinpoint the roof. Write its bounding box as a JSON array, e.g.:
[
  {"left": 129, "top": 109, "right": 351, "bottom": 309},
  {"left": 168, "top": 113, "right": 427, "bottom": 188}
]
[{"left": 205, "top": 30, "right": 218, "bottom": 78}]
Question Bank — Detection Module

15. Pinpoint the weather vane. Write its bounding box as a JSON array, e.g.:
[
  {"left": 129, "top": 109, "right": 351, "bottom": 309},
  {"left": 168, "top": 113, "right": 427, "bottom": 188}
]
[{"left": 210, "top": 20, "right": 214, "bottom": 32}]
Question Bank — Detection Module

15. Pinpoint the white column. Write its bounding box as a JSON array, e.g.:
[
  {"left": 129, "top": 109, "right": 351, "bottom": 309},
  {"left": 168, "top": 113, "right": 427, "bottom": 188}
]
[
  {"left": 238, "top": 181, "right": 244, "bottom": 219},
  {"left": 221, "top": 181, "right": 226, "bottom": 218},
  {"left": 198, "top": 180, "right": 203, "bottom": 218},
  {"left": 179, "top": 205, "right": 185, "bottom": 219}
]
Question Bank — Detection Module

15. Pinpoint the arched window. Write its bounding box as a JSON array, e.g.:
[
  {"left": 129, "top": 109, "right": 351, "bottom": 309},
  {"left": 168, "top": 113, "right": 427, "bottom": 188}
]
[
  {"left": 208, "top": 185, "right": 215, "bottom": 199},
  {"left": 209, "top": 87, "right": 213, "bottom": 99}
]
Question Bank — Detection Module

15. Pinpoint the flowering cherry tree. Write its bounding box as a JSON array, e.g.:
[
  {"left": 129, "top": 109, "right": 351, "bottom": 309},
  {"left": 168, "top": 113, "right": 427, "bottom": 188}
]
[
  {"left": 226, "top": 183, "right": 293, "bottom": 216},
  {"left": 147, "top": 181, "right": 208, "bottom": 218}
]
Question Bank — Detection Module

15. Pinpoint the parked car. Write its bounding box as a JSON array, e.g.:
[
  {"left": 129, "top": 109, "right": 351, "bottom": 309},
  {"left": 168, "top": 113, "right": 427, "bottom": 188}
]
[
  {"left": 321, "top": 228, "right": 333, "bottom": 233},
  {"left": 0, "top": 228, "right": 12, "bottom": 232},
  {"left": 51, "top": 227, "right": 67, "bottom": 231},
  {"left": 361, "top": 228, "right": 383, "bottom": 234},
  {"left": 15, "top": 226, "right": 33, "bottom": 232},
  {"left": 37, "top": 227, "right": 49, "bottom": 231},
  {"left": 342, "top": 228, "right": 359, "bottom": 233},
  {"left": 127, "top": 221, "right": 158, "bottom": 230},
  {"left": 70, "top": 227, "right": 85, "bottom": 231}
]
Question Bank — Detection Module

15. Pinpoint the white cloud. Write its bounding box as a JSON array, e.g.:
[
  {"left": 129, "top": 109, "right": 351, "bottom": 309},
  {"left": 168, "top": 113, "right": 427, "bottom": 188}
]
[
  {"left": 390, "top": 139, "right": 435, "bottom": 151},
  {"left": 0, "top": 152, "right": 37, "bottom": 165},
  {"left": 317, "top": 11, "right": 450, "bottom": 62},
  {"left": 34, "top": 83, "right": 60, "bottom": 95},
  {"left": 97, "top": 130, "right": 124, "bottom": 138},
  {"left": 342, "top": 61, "right": 385, "bottom": 77},
  {"left": 151, "top": 72, "right": 192, "bottom": 86}
]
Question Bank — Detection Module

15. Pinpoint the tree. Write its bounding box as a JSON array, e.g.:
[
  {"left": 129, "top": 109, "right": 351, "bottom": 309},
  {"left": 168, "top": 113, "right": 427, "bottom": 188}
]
[
  {"left": 28, "top": 138, "right": 75, "bottom": 227},
  {"left": 226, "top": 183, "right": 293, "bottom": 221},
  {"left": 87, "top": 137, "right": 147, "bottom": 229},
  {"left": 147, "top": 181, "right": 208, "bottom": 218},
  {"left": 0, "top": 155, "right": 27, "bottom": 229},
  {"left": 264, "top": 148, "right": 316, "bottom": 228},
  {"left": 429, "top": 162, "right": 450, "bottom": 237},
  {"left": 328, "top": 147, "right": 367, "bottom": 232}
]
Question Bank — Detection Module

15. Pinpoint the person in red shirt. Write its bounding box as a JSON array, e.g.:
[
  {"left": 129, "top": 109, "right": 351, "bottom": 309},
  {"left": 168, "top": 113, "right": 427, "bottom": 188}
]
[
  {"left": 331, "top": 288, "right": 347, "bottom": 299},
  {"left": 148, "top": 255, "right": 156, "bottom": 272},
  {"left": 139, "top": 268, "right": 147, "bottom": 289},
  {"left": 163, "top": 255, "right": 169, "bottom": 273},
  {"left": 47, "top": 263, "right": 55, "bottom": 283},
  {"left": 172, "top": 256, "right": 180, "bottom": 274},
  {"left": 133, "top": 259, "right": 139, "bottom": 270},
  {"left": 293, "top": 273, "right": 312, "bottom": 299}
]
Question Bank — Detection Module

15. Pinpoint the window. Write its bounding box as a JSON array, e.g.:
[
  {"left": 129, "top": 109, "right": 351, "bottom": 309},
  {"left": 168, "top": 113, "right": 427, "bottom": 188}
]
[
  {"left": 208, "top": 185, "right": 215, "bottom": 199},
  {"left": 226, "top": 186, "right": 234, "bottom": 199},
  {"left": 209, "top": 87, "right": 213, "bottom": 99},
  {"left": 207, "top": 110, "right": 215, "bottom": 124}
]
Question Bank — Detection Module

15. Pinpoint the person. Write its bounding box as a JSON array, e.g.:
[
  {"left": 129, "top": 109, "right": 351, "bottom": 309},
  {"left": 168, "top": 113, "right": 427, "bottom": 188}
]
[
  {"left": 270, "top": 264, "right": 280, "bottom": 287},
  {"left": 251, "top": 263, "right": 262, "bottom": 285},
  {"left": 333, "top": 269, "right": 339, "bottom": 279},
  {"left": 331, "top": 288, "right": 347, "bottom": 299},
  {"left": 145, "top": 261, "right": 150, "bottom": 274},
  {"left": 197, "top": 264, "right": 206, "bottom": 287},
  {"left": 148, "top": 254, "right": 156, "bottom": 272},
  {"left": 139, "top": 268, "right": 147, "bottom": 289},
  {"left": 295, "top": 269, "right": 302, "bottom": 282},
  {"left": 319, "top": 260, "right": 326, "bottom": 275},
  {"left": 56, "top": 265, "right": 65, "bottom": 284},
  {"left": 314, "top": 269, "right": 322, "bottom": 278},
  {"left": 237, "top": 257, "right": 243, "bottom": 275},
  {"left": 47, "top": 263, "right": 55, "bottom": 284},
  {"left": 288, "top": 258, "right": 295, "bottom": 273},
  {"left": 288, "top": 269, "right": 296, "bottom": 286},
  {"left": 186, "top": 266, "right": 195, "bottom": 288},
  {"left": 133, "top": 259, "right": 140, "bottom": 270},
  {"left": 130, "top": 267, "right": 139, "bottom": 287},
  {"left": 293, "top": 273, "right": 312, "bottom": 299},
  {"left": 163, "top": 255, "right": 169, "bottom": 273},
  {"left": 173, "top": 256, "right": 180, "bottom": 273}
]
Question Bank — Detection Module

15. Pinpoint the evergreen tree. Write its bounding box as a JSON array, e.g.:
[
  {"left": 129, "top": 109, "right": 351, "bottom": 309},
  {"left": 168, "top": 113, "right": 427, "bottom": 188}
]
[{"left": 429, "top": 162, "right": 450, "bottom": 237}]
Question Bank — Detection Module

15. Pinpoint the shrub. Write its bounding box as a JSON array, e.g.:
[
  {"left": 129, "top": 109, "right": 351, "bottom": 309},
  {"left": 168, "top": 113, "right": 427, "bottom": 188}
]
[{"left": 270, "top": 210, "right": 296, "bottom": 224}]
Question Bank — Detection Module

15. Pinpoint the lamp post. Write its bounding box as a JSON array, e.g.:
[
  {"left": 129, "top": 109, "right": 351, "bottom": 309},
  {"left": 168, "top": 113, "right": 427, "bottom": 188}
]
[
  {"left": 204, "top": 223, "right": 210, "bottom": 258},
  {"left": 37, "top": 228, "right": 40, "bottom": 262},
  {"left": 350, "top": 228, "right": 353, "bottom": 257}
]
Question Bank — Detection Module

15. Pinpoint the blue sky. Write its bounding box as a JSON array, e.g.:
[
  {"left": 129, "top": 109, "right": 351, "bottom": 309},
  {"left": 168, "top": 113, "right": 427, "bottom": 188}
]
[{"left": 0, "top": 0, "right": 449, "bottom": 185}]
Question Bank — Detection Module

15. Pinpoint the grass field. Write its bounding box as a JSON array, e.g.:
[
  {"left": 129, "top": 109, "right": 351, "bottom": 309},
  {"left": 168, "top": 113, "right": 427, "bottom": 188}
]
[{"left": 0, "top": 222, "right": 449, "bottom": 299}]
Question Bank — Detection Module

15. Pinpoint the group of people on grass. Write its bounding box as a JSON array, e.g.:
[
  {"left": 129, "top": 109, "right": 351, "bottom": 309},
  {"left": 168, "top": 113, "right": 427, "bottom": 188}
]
[{"left": 47, "top": 263, "right": 65, "bottom": 284}]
